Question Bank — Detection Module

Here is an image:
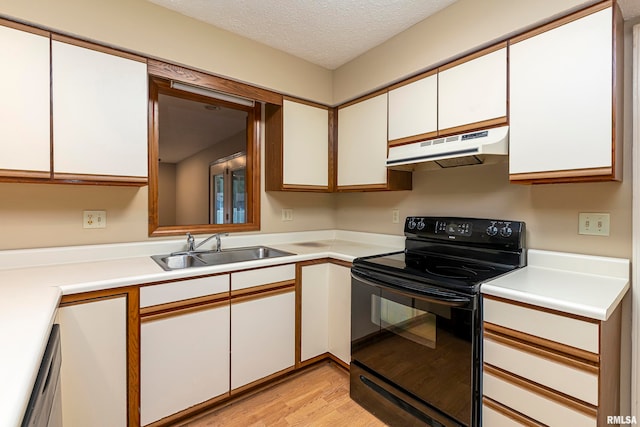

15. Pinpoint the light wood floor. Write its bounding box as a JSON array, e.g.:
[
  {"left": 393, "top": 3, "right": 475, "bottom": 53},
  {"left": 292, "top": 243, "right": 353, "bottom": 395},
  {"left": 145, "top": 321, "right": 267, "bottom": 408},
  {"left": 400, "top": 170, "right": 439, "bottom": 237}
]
[{"left": 179, "top": 362, "right": 386, "bottom": 426}]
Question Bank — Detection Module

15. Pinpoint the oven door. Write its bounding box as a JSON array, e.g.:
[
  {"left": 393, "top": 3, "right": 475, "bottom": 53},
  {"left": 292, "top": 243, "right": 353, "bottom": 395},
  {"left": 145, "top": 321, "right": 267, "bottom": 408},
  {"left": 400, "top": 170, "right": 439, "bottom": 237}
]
[{"left": 351, "top": 268, "right": 479, "bottom": 427}]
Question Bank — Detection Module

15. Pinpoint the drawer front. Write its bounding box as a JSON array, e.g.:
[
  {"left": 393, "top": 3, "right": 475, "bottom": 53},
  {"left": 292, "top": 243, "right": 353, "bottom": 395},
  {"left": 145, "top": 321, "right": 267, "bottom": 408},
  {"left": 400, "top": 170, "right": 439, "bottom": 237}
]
[
  {"left": 140, "top": 275, "right": 229, "bottom": 308},
  {"left": 483, "top": 297, "right": 599, "bottom": 353},
  {"left": 483, "top": 369, "right": 597, "bottom": 427},
  {"left": 483, "top": 402, "right": 536, "bottom": 427},
  {"left": 483, "top": 336, "right": 598, "bottom": 405},
  {"left": 231, "top": 264, "right": 295, "bottom": 291}
]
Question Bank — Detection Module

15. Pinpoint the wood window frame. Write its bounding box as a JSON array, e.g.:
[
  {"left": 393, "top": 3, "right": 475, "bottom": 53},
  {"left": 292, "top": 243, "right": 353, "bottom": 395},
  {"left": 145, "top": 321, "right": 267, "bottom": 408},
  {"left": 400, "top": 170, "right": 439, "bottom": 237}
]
[{"left": 147, "top": 61, "right": 275, "bottom": 237}]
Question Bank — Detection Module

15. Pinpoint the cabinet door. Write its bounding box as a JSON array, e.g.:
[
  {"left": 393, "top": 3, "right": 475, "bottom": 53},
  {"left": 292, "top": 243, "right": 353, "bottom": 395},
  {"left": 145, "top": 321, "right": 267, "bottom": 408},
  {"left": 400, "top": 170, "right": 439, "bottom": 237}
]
[
  {"left": 301, "top": 264, "right": 329, "bottom": 361},
  {"left": 52, "top": 39, "right": 148, "bottom": 181},
  {"left": 231, "top": 291, "right": 295, "bottom": 389},
  {"left": 58, "top": 297, "right": 127, "bottom": 427},
  {"left": 283, "top": 99, "right": 329, "bottom": 188},
  {"left": 328, "top": 264, "right": 351, "bottom": 365},
  {"left": 141, "top": 304, "right": 230, "bottom": 425},
  {"left": 0, "top": 24, "right": 50, "bottom": 177},
  {"left": 438, "top": 45, "right": 507, "bottom": 133},
  {"left": 337, "top": 94, "right": 388, "bottom": 187},
  {"left": 388, "top": 72, "right": 438, "bottom": 145},
  {"left": 509, "top": 7, "right": 614, "bottom": 180}
]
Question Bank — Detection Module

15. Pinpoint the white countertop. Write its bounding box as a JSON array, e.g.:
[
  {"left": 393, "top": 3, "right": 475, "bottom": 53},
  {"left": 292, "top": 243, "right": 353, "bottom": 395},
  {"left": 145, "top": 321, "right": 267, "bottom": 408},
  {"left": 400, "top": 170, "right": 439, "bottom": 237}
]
[
  {"left": 0, "top": 230, "right": 402, "bottom": 427},
  {"left": 0, "top": 233, "right": 630, "bottom": 426},
  {"left": 482, "top": 249, "right": 630, "bottom": 320}
]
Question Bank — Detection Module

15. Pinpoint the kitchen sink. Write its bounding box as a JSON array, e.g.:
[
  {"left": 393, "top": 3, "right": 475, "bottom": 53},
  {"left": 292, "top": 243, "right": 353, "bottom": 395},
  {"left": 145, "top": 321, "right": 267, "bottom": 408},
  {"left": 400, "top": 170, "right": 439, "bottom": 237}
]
[{"left": 151, "top": 246, "right": 294, "bottom": 271}]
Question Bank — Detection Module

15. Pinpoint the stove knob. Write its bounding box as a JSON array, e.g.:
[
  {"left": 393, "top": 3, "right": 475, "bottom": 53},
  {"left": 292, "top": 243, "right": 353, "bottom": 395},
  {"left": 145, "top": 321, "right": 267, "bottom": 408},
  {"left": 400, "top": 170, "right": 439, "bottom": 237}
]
[
  {"left": 416, "top": 220, "right": 425, "bottom": 230},
  {"left": 486, "top": 225, "right": 498, "bottom": 236},
  {"left": 408, "top": 218, "right": 417, "bottom": 229},
  {"left": 500, "top": 226, "right": 513, "bottom": 238}
]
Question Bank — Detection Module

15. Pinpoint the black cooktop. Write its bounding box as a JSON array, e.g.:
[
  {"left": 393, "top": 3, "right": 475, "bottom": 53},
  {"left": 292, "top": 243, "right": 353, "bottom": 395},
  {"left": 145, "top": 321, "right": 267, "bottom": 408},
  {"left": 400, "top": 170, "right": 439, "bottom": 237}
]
[{"left": 353, "top": 216, "right": 526, "bottom": 295}]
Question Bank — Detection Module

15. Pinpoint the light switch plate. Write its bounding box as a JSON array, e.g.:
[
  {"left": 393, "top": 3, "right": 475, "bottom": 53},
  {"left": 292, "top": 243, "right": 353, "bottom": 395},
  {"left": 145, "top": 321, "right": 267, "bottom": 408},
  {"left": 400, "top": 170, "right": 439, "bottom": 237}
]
[
  {"left": 578, "top": 212, "right": 609, "bottom": 236},
  {"left": 281, "top": 209, "right": 293, "bottom": 222},
  {"left": 83, "top": 210, "right": 107, "bottom": 229}
]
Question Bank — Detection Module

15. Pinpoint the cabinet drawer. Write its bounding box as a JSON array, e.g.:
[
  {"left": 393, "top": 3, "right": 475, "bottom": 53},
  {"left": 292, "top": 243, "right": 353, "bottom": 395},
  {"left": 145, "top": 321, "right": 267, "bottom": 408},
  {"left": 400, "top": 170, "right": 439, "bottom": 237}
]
[
  {"left": 140, "top": 275, "right": 229, "bottom": 308},
  {"left": 483, "top": 400, "right": 542, "bottom": 427},
  {"left": 483, "top": 334, "right": 598, "bottom": 405},
  {"left": 483, "top": 368, "right": 597, "bottom": 427},
  {"left": 231, "top": 264, "right": 295, "bottom": 291},
  {"left": 483, "top": 297, "right": 599, "bottom": 353}
]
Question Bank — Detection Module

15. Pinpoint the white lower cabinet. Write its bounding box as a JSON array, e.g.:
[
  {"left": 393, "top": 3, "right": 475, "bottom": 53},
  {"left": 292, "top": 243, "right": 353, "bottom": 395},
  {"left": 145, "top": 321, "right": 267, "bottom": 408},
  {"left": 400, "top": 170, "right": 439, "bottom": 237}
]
[
  {"left": 58, "top": 296, "right": 128, "bottom": 427},
  {"left": 300, "top": 262, "right": 351, "bottom": 365},
  {"left": 231, "top": 291, "right": 295, "bottom": 389},
  {"left": 141, "top": 304, "right": 230, "bottom": 426},
  {"left": 482, "top": 295, "right": 621, "bottom": 426}
]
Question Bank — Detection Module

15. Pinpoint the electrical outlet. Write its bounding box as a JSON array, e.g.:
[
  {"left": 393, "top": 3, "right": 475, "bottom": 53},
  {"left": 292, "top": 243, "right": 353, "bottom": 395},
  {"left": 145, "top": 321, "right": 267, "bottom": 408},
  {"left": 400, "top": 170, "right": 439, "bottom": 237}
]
[
  {"left": 281, "top": 209, "right": 293, "bottom": 222},
  {"left": 83, "top": 210, "right": 107, "bottom": 229},
  {"left": 578, "top": 212, "right": 609, "bottom": 236},
  {"left": 392, "top": 209, "right": 400, "bottom": 224}
]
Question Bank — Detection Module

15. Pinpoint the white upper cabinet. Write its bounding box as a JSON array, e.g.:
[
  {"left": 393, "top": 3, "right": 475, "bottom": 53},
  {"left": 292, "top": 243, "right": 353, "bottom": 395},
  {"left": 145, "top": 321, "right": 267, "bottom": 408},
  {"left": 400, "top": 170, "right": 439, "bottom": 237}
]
[
  {"left": 387, "top": 72, "right": 438, "bottom": 145},
  {"left": 0, "top": 23, "right": 50, "bottom": 177},
  {"left": 52, "top": 38, "right": 148, "bottom": 182},
  {"left": 283, "top": 99, "right": 329, "bottom": 188},
  {"left": 338, "top": 94, "right": 389, "bottom": 188},
  {"left": 509, "top": 5, "right": 620, "bottom": 183},
  {"left": 438, "top": 45, "right": 508, "bottom": 133}
]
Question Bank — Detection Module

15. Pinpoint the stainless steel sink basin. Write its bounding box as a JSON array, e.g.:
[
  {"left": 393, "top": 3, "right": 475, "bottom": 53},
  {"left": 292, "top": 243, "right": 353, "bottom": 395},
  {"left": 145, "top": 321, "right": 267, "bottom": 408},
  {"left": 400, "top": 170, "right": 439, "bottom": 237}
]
[{"left": 152, "top": 246, "right": 294, "bottom": 271}]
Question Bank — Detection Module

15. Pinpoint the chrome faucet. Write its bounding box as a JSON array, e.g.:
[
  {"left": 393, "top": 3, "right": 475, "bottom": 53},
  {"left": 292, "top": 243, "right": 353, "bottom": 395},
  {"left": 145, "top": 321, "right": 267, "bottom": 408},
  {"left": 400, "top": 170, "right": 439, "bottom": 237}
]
[{"left": 186, "top": 232, "right": 228, "bottom": 252}]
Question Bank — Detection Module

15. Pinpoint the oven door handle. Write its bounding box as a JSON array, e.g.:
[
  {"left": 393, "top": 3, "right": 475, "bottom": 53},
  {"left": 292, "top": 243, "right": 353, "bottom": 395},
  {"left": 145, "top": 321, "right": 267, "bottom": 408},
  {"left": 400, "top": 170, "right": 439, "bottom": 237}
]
[{"left": 351, "top": 271, "right": 472, "bottom": 307}]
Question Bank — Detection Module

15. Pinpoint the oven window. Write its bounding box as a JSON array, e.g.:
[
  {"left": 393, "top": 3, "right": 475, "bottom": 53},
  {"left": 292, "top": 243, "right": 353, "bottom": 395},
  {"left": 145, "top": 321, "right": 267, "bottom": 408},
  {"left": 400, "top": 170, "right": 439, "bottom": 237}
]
[{"left": 374, "top": 295, "right": 436, "bottom": 349}]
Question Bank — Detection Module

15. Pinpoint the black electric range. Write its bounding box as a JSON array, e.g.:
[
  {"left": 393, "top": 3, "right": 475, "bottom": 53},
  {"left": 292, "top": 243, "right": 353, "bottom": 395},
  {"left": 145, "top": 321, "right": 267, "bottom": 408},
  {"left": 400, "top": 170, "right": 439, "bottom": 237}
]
[{"left": 350, "top": 216, "right": 526, "bottom": 427}]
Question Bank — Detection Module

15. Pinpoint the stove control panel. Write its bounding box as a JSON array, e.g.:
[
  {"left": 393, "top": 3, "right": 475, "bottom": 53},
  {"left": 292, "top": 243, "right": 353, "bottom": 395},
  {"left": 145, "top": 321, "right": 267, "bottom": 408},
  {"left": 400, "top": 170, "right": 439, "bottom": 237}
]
[{"left": 405, "top": 216, "right": 525, "bottom": 249}]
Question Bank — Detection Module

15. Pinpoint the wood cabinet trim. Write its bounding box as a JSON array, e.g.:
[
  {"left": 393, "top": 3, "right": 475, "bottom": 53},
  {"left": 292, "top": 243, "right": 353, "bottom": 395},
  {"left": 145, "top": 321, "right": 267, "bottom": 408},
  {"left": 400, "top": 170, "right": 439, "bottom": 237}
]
[
  {"left": 148, "top": 59, "right": 282, "bottom": 105},
  {"left": 140, "top": 297, "right": 230, "bottom": 322},
  {"left": 509, "top": 167, "right": 614, "bottom": 184},
  {"left": 52, "top": 34, "right": 146, "bottom": 63},
  {"left": 230, "top": 281, "right": 295, "bottom": 303},
  {"left": 483, "top": 295, "right": 601, "bottom": 324},
  {"left": 438, "top": 41, "right": 507, "bottom": 72},
  {"left": 484, "top": 329, "right": 599, "bottom": 374},
  {"left": 0, "top": 18, "right": 50, "bottom": 36},
  {"left": 437, "top": 116, "right": 508, "bottom": 139},
  {"left": 388, "top": 130, "right": 439, "bottom": 148},
  {"left": 52, "top": 173, "right": 148, "bottom": 186},
  {"left": 484, "top": 364, "right": 598, "bottom": 418},
  {"left": 282, "top": 95, "right": 329, "bottom": 110},
  {"left": 483, "top": 396, "right": 545, "bottom": 427},
  {"left": 484, "top": 322, "right": 600, "bottom": 364},
  {"left": 59, "top": 287, "right": 135, "bottom": 306},
  {"left": 140, "top": 292, "right": 230, "bottom": 318},
  {"left": 387, "top": 68, "right": 438, "bottom": 92},
  {"left": 0, "top": 169, "right": 51, "bottom": 180},
  {"left": 509, "top": 1, "right": 612, "bottom": 45}
]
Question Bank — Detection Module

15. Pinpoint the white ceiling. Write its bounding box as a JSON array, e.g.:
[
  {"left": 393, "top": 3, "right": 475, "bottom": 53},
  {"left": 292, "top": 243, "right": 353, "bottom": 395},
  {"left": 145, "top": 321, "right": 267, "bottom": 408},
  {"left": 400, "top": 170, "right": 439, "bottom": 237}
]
[
  {"left": 147, "top": 0, "right": 458, "bottom": 70},
  {"left": 148, "top": 0, "right": 640, "bottom": 70}
]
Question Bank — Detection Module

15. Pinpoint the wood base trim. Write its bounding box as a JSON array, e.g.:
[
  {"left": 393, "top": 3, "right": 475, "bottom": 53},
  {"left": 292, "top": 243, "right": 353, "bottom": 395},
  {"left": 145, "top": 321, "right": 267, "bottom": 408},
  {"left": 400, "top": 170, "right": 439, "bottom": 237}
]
[
  {"left": 230, "top": 366, "right": 297, "bottom": 396},
  {"left": 484, "top": 364, "right": 598, "bottom": 418},
  {"left": 484, "top": 329, "right": 599, "bottom": 374},
  {"left": 484, "top": 322, "right": 599, "bottom": 364},
  {"left": 483, "top": 396, "right": 545, "bottom": 427}
]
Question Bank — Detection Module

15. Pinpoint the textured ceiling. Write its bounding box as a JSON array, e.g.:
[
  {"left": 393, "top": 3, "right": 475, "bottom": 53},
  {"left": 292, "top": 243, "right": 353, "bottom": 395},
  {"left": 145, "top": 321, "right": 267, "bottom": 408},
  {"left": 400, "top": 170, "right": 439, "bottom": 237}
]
[
  {"left": 147, "top": 0, "right": 458, "bottom": 70},
  {"left": 148, "top": 0, "right": 640, "bottom": 70},
  {"left": 618, "top": 0, "right": 640, "bottom": 21}
]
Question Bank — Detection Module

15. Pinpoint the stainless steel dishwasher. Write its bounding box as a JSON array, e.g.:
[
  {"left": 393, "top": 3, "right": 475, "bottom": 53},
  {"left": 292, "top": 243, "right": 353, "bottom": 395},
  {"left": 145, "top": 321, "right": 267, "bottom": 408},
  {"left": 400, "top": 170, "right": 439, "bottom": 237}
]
[{"left": 22, "top": 324, "right": 62, "bottom": 427}]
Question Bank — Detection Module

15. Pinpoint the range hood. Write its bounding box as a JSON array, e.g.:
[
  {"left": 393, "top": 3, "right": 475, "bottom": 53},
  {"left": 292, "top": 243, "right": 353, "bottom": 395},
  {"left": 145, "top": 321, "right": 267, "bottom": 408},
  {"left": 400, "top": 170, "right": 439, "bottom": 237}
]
[{"left": 386, "top": 126, "right": 509, "bottom": 169}]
